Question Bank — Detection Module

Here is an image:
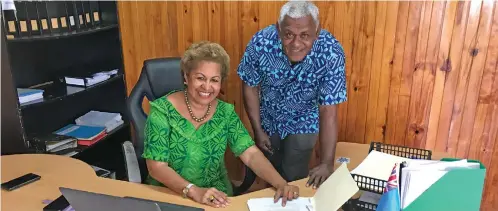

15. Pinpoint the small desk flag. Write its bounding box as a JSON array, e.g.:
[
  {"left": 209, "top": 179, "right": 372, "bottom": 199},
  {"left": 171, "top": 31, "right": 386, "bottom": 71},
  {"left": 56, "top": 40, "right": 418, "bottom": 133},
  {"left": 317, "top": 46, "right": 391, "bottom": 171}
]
[{"left": 376, "top": 164, "right": 401, "bottom": 211}]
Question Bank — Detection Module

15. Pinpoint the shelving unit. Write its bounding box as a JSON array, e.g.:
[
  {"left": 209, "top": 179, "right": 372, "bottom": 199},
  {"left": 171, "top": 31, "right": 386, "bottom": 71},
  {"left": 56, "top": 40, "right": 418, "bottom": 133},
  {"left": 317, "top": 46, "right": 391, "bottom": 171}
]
[
  {"left": 6, "top": 23, "right": 118, "bottom": 42},
  {"left": 1, "top": 0, "right": 130, "bottom": 179}
]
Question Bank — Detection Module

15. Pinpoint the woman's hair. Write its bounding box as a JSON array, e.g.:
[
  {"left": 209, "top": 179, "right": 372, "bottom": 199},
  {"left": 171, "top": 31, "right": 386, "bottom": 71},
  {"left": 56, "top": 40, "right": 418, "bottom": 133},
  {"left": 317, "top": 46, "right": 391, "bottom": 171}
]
[{"left": 181, "top": 41, "right": 230, "bottom": 81}]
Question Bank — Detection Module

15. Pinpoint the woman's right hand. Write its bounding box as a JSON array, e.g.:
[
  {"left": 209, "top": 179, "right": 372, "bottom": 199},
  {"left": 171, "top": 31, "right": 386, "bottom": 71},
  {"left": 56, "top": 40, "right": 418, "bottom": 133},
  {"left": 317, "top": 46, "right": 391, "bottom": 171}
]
[{"left": 189, "top": 186, "right": 230, "bottom": 208}]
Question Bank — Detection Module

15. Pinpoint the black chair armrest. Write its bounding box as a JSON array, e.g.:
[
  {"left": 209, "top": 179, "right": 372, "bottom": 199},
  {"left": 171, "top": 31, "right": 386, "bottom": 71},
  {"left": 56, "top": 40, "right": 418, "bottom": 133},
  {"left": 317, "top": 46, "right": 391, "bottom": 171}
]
[
  {"left": 233, "top": 167, "right": 257, "bottom": 195},
  {"left": 122, "top": 141, "right": 142, "bottom": 183}
]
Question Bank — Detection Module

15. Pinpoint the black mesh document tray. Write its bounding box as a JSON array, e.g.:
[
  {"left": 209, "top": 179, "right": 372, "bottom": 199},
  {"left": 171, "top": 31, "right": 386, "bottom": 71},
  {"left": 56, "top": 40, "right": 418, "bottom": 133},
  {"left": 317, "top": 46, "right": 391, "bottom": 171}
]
[{"left": 341, "top": 142, "right": 433, "bottom": 211}]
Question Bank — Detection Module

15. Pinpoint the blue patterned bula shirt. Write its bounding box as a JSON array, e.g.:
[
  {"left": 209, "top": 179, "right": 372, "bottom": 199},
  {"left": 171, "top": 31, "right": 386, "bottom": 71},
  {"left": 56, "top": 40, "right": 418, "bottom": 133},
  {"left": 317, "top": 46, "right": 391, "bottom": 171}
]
[{"left": 237, "top": 24, "right": 347, "bottom": 139}]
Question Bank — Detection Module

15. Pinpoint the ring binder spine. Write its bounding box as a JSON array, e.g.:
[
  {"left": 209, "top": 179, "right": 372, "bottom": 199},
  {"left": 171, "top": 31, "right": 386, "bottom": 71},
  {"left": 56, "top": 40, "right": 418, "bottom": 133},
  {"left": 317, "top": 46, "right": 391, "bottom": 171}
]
[
  {"left": 35, "top": 0, "right": 50, "bottom": 35},
  {"left": 14, "top": 1, "right": 29, "bottom": 37}
]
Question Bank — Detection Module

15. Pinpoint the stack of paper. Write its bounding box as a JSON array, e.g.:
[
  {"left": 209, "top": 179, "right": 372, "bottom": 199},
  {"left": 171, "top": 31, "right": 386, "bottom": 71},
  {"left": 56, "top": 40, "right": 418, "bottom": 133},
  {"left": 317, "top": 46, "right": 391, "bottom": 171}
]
[
  {"left": 247, "top": 163, "right": 359, "bottom": 211},
  {"left": 75, "top": 110, "right": 123, "bottom": 132},
  {"left": 64, "top": 69, "right": 118, "bottom": 87},
  {"left": 400, "top": 159, "right": 480, "bottom": 209},
  {"left": 54, "top": 124, "right": 107, "bottom": 146},
  {"left": 17, "top": 88, "right": 44, "bottom": 104},
  {"left": 351, "top": 150, "right": 484, "bottom": 210},
  {"left": 351, "top": 150, "right": 410, "bottom": 184}
]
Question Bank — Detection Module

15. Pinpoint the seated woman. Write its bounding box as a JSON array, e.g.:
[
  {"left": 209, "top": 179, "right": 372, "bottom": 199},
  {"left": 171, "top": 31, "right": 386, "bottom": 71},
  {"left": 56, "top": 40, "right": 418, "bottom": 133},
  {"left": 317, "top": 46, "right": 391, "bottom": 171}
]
[{"left": 142, "top": 41, "right": 299, "bottom": 208}]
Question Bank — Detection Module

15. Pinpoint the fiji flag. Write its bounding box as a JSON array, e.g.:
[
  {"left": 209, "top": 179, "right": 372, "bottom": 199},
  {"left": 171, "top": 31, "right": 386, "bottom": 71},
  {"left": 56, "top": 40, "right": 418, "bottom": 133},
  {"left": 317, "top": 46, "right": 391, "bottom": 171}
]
[{"left": 375, "top": 164, "right": 401, "bottom": 211}]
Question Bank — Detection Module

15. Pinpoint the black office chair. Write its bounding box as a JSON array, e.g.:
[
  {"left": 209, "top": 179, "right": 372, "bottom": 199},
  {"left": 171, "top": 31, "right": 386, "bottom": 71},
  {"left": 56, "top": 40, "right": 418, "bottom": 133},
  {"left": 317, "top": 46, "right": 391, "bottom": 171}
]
[{"left": 122, "top": 57, "right": 256, "bottom": 196}]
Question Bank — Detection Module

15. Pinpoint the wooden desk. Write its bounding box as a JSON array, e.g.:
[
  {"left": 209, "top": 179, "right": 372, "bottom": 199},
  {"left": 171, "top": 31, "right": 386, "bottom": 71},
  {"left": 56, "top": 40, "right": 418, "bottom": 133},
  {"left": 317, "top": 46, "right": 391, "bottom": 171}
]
[{"left": 1, "top": 142, "right": 450, "bottom": 211}]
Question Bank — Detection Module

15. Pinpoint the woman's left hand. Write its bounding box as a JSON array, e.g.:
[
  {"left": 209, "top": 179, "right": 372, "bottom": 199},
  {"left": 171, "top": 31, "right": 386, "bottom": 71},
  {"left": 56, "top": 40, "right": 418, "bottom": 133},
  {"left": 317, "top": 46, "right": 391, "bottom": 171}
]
[{"left": 273, "top": 184, "right": 300, "bottom": 207}]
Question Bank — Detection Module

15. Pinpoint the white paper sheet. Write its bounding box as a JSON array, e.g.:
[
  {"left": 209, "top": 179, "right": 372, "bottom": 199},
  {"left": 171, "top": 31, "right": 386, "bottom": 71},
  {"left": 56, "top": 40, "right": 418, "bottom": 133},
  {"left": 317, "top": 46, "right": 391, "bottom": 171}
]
[
  {"left": 246, "top": 163, "right": 359, "bottom": 211},
  {"left": 351, "top": 151, "right": 409, "bottom": 181},
  {"left": 400, "top": 159, "right": 481, "bottom": 208},
  {"left": 1, "top": 0, "right": 16, "bottom": 11},
  {"left": 312, "top": 163, "right": 359, "bottom": 211},
  {"left": 247, "top": 197, "right": 312, "bottom": 211}
]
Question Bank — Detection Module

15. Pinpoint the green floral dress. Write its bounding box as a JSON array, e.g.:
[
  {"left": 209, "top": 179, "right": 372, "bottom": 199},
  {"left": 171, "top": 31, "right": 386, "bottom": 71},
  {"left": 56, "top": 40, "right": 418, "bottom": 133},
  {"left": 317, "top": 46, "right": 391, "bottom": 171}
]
[{"left": 142, "top": 91, "right": 255, "bottom": 196}]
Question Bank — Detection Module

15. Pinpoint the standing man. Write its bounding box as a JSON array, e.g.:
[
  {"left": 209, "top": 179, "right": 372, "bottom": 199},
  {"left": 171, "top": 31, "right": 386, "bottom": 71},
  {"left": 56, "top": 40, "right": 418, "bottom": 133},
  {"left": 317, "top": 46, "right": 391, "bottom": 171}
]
[{"left": 237, "top": 1, "right": 347, "bottom": 189}]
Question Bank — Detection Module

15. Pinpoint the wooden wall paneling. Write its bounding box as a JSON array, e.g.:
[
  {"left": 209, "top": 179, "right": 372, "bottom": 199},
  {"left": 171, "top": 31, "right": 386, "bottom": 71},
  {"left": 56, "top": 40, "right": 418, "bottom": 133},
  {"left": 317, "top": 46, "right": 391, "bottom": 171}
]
[
  {"left": 404, "top": 0, "right": 434, "bottom": 149},
  {"left": 118, "top": 1, "right": 140, "bottom": 96},
  {"left": 139, "top": 2, "right": 157, "bottom": 61},
  {"left": 208, "top": 2, "right": 224, "bottom": 99},
  {"left": 222, "top": 1, "right": 244, "bottom": 182},
  {"left": 396, "top": 1, "right": 423, "bottom": 147},
  {"left": 463, "top": 0, "right": 495, "bottom": 159},
  {"left": 483, "top": 65, "right": 498, "bottom": 210},
  {"left": 162, "top": 3, "right": 179, "bottom": 56},
  {"left": 386, "top": 1, "right": 410, "bottom": 146},
  {"left": 180, "top": 2, "right": 193, "bottom": 54},
  {"left": 373, "top": 1, "right": 400, "bottom": 144},
  {"left": 476, "top": 2, "right": 498, "bottom": 210},
  {"left": 258, "top": 1, "right": 282, "bottom": 28},
  {"left": 332, "top": 1, "right": 346, "bottom": 142},
  {"left": 345, "top": 2, "right": 363, "bottom": 143},
  {"left": 415, "top": 1, "right": 446, "bottom": 149},
  {"left": 364, "top": 1, "right": 388, "bottom": 144},
  {"left": 238, "top": 1, "right": 259, "bottom": 138},
  {"left": 435, "top": 1, "right": 471, "bottom": 153},
  {"left": 426, "top": 1, "right": 458, "bottom": 151},
  {"left": 192, "top": 2, "right": 208, "bottom": 43},
  {"left": 476, "top": 1, "right": 498, "bottom": 167},
  {"left": 316, "top": 1, "right": 335, "bottom": 32},
  {"left": 448, "top": 0, "right": 483, "bottom": 157},
  {"left": 353, "top": 1, "right": 376, "bottom": 144},
  {"left": 338, "top": 2, "right": 356, "bottom": 142},
  {"left": 207, "top": 2, "right": 221, "bottom": 49}
]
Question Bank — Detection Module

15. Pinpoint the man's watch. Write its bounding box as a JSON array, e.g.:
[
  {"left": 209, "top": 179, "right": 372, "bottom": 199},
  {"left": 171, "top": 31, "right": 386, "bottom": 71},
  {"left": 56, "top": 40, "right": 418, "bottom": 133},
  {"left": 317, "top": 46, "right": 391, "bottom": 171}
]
[{"left": 182, "top": 183, "right": 194, "bottom": 198}]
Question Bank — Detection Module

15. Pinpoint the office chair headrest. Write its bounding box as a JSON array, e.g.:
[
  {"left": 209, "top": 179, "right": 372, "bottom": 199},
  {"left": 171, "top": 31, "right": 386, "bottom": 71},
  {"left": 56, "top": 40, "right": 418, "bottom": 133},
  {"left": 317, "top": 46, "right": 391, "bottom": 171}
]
[{"left": 143, "top": 57, "right": 184, "bottom": 99}]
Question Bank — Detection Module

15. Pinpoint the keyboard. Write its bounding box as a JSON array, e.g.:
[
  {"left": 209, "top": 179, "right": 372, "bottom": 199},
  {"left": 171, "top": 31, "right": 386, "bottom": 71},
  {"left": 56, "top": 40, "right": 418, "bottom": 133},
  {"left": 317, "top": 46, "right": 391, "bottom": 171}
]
[{"left": 123, "top": 196, "right": 205, "bottom": 211}]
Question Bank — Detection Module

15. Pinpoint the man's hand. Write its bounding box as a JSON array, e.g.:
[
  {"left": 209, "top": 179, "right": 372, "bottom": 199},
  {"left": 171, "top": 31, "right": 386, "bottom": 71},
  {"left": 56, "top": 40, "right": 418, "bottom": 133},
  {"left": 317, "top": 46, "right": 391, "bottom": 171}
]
[
  {"left": 306, "top": 163, "right": 334, "bottom": 189},
  {"left": 274, "top": 184, "right": 299, "bottom": 207},
  {"left": 255, "top": 130, "right": 273, "bottom": 154}
]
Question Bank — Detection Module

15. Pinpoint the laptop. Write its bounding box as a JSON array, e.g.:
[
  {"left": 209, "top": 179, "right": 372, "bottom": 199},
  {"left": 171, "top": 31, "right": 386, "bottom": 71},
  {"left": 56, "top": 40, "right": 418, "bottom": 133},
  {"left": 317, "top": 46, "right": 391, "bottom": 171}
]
[{"left": 60, "top": 187, "right": 204, "bottom": 211}]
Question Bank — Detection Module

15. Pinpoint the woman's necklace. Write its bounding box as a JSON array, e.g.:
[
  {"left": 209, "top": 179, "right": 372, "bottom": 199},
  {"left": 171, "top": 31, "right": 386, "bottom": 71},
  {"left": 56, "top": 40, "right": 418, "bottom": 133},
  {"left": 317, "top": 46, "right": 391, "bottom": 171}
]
[{"left": 184, "top": 90, "right": 211, "bottom": 122}]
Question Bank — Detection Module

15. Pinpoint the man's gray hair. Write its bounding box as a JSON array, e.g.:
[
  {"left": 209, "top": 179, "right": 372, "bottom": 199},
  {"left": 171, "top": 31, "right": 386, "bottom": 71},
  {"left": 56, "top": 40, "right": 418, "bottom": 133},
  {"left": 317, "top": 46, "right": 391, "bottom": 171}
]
[{"left": 278, "top": 1, "right": 319, "bottom": 29}]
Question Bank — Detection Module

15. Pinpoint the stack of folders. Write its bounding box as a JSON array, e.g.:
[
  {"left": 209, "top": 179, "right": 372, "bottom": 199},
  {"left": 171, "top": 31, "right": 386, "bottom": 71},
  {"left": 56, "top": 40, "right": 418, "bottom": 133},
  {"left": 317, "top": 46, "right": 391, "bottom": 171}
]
[
  {"left": 54, "top": 124, "right": 106, "bottom": 146},
  {"left": 2, "top": 0, "right": 103, "bottom": 39},
  {"left": 17, "top": 88, "right": 44, "bottom": 104},
  {"left": 64, "top": 69, "right": 118, "bottom": 87},
  {"left": 31, "top": 134, "right": 78, "bottom": 157},
  {"left": 351, "top": 150, "right": 486, "bottom": 211},
  {"left": 75, "top": 110, "right": 123, "bottom": 132},
  {"left": 399, "top": 159, "right": 480, "bottom": 210}
]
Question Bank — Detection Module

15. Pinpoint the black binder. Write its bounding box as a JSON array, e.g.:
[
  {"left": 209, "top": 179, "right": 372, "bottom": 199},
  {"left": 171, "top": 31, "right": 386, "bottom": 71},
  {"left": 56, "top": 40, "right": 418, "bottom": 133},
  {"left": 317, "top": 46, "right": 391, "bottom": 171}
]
[
  {"left": 35, "top": 1, "right": 50, "bottom": 35},
  {"left": 26, "top": 1, "right": 41, "bottom": 36},
  {"left": 14, "top": 1, "right": 29, "bottom": 37},
  {"left": 2, "top": 0, "right": 19, "bottom": 39},
  {"left": 73, "top": 1, "right": 85, "bottom": 30},
  {"left": 89, "top": 1, "right": 100, "bottom": 26},
  {"left": 64, "top": 1, "right": 76, "bottom": 31},
  {"left": 81, "top": 1, "right": 92, "bottom": 28},
  {"left": 45, "top": 1, "right": 60, "bottom": 33}
]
